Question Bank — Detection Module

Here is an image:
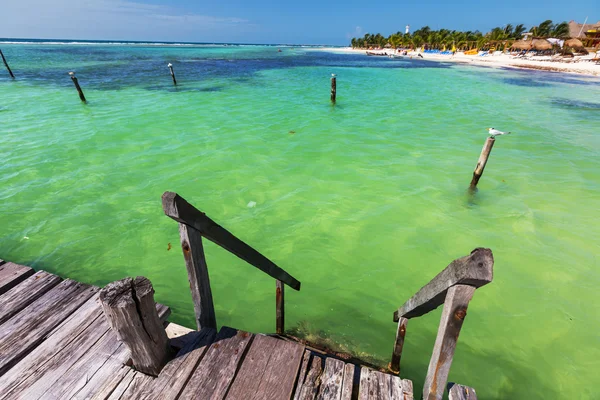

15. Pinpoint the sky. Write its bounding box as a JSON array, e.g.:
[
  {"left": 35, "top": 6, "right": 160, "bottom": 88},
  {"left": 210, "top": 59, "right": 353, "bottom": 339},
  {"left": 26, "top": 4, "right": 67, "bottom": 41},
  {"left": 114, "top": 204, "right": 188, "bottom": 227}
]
[{"left": 1, "top": 0, "right": 598, "bottom": 45}]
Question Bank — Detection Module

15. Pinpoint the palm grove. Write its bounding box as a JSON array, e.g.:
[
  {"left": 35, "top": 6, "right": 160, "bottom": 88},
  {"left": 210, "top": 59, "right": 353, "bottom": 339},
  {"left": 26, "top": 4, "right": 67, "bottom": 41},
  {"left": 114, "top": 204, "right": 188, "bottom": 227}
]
[{"left": 350, "top": 20, "right": 571, "bottom": 50}]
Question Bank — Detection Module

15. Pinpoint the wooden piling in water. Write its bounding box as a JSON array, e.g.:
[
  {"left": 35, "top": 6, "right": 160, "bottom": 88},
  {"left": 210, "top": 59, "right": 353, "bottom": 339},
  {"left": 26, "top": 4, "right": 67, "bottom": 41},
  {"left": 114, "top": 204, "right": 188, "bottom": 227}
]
[
  {"left": 330, "top": 74, "right": 336, "bottom": 103},
  {"left": 168, "top": 63, "right": 177, "bottom": 86},
  {"left": 389, "top": 317, "right": 407, "bottom": 374},
  {"left": 0, "top": 49, "right": 15, "bottom": 79},
  {"left": 68, "top": 72, "right": 87, "bottom": 103},
  {"left": 276, "top": 279, "right": 284, "bottom": 334},
  {"left": 100, "top": 276, "right": 172, "bottom": 377},
  {"left": 469, "top": 137, "right": 495, "bottom": 189}
]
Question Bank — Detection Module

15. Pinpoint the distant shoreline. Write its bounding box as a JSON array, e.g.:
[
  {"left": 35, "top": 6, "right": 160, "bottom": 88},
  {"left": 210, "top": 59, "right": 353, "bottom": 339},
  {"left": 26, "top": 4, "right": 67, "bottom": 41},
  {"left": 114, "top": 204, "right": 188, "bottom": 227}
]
[{"left": 314, "top": 47, "right": 600, "bottom": 77}]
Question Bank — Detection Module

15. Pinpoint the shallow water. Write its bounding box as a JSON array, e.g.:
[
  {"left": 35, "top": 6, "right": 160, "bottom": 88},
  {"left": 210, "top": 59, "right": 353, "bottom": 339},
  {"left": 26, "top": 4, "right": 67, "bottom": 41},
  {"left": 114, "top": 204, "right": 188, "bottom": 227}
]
[{"left": 1, "top": 43, "right": 599, "bottom": 399}]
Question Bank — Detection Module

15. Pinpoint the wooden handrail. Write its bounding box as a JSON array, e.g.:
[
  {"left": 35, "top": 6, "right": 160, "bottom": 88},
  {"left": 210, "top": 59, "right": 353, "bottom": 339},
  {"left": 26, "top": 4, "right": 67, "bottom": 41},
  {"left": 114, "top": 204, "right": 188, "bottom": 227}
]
[
  {"left": 393, "top": 248, "right": 493, "bottom": 321},
  {"left": 389, "top": 248, "right": 494, "bottom": 400},
  {"left": 162, "top": 191, "right": 301, "bottom": 290}
]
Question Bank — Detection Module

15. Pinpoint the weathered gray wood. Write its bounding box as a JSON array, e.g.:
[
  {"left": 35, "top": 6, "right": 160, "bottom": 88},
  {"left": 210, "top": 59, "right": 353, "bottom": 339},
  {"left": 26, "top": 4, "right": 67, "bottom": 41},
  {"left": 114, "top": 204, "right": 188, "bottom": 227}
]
[
  {"left": 423, "top": 284, "right": 477, "bottom": 400},
  {"left": 106, "top": 369, "right": 136, "bottom": 400},
  {"left": 448, "top": 383, "right": 478, "bottom": 400},
  {"left": 227, "top": 334, "right": 305, "bottom": 400},
  {"left": 340, "top": 363, "right": 355, "bottom": 400},
  {"left": 0, "top": 270, "right": 62, "bottom": 324},
  {"left": 276, "top": 279, "right": 285, "bottom": 334},
  {"left": 100, "top": 277, "right": 171, "bottom": 377},
  {"left": 88, "top": 364, "right": 131, "bottom": 400},
  {"left": 358, "top": 367, "right": 371, "bottom": 400},
  {"left": 402, "top": 379, "right": 414, "bottom": 400},
  {"left": 295, "top": 354, "right": 323, "bottom": 400},
  {"left": 470, "top": 137, "right": 495, "bottom": 189},
  {"left": 317, "top": 357, "right": 345, "bottom": 400},
  {"left": 178, "top": 326, "right": 253, "bottom": 399},
  {"left": 0, "top": 279, "right": 97, "bottom": 375},
  {"left": 178, "top": 222, "right": 217, "bottom": 330},
  {"left": 330, "top": 74, "right": 337, "bottom": 103},
  {"left": 293, "top": 350, "right": 312, "bottom": 400},
  {"left": 119, "top": 371, "right": 154, "bottom": 400},
  {"left": 0, "top": 294, "right": 103, "bottom": 396},
  {"left": 390, "top": 375, "right": 414, "bottom": 400},
  {"left": 0, "top": 261, "right": 35, "bottom": 295},
  {"left": 162, "top": 191, "right": 301, "bottom": 290},
  {"left": 137, "top": 328, "right": 216, "bottom": 400},
  {"left": 389, "top": 317, "right": 407, "bottom": 374},
  {"left": 0, "top": 49, "right": 15, "bottom": 79},
  {"left": 394, "top": 248, "right": 493, "bottom": 321}
]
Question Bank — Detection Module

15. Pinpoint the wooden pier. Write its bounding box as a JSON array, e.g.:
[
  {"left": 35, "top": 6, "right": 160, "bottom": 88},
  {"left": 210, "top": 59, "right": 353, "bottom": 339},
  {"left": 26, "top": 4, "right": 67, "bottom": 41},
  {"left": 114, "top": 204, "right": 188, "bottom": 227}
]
[{"left": 0, "top": 192, "right": 493, "bottom": 399}]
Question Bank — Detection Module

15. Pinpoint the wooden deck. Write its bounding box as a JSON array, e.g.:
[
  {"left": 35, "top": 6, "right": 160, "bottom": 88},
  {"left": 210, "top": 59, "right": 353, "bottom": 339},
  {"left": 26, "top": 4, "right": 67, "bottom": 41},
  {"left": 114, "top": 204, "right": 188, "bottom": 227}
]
[{"left": 0, "top": 259, "right": 414, "bottom": 400}]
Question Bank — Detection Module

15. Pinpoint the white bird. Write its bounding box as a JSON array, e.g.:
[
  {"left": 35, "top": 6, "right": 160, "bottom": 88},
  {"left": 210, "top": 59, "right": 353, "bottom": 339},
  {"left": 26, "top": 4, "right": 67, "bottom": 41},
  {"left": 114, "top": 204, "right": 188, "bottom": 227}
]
[
  {"left": 488, "top": 128, "right": 511, "bottom": 137},
  {"left": 68, "top": 71, "right": 75, "bottom": 76},
  {"left": 168, "top": 63, "right": 173, "bottom": 68}
]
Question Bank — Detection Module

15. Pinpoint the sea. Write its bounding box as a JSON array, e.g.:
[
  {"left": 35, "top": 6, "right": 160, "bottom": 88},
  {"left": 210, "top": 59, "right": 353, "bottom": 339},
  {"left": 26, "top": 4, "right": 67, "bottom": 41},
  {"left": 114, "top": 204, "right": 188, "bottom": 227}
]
[{"left": 1, "top": 38, "right": 599, "bottom": 399}]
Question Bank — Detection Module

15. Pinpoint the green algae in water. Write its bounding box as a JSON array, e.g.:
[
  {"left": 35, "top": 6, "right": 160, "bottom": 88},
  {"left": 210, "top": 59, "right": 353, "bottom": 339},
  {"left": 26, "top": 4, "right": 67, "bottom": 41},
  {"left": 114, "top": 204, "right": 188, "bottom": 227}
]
[{"left": 1, "top": 44, "right": 599, "bottom": 399}]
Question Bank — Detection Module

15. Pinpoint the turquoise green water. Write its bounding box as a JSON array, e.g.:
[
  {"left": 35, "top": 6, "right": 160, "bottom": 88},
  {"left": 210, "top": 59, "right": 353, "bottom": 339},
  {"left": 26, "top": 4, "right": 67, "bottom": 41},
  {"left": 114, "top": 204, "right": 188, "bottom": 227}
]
[{"left": 1, "top": 43, "right": 599, "bottom": 398}]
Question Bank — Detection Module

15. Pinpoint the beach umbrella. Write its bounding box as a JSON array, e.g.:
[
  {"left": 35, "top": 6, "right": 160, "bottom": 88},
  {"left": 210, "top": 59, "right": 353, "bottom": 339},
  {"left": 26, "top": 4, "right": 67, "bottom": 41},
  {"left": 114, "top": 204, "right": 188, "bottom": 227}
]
[
  {"left": 531, "top": 39, "right": 553, "bottom": 51},
  {"left": 511, "top": 40, "right": 532, "bottom": 50},
  {"left": 564, "top": 38, "right": 584, "bottom": 49}
]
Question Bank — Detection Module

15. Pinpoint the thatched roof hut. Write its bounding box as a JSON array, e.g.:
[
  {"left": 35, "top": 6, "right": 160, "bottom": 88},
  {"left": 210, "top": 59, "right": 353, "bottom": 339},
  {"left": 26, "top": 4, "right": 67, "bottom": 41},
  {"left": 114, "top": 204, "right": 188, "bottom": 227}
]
[
  {"left": 511, "top": 40, "right": 532, "bottom": 50},
  {"left": 531, "top": 39, "right": 553, "bottom": 50},
  {"left": 564, "top": 38, "right": 584, "bottom": 49}
]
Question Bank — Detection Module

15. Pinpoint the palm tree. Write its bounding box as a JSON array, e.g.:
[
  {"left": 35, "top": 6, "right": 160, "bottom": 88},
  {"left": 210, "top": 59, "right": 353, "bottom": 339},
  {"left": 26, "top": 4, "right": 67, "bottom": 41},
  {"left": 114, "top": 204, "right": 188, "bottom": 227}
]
[
  {"left": 513, "top": 24, "right": 527, "bottom": 39},
  {"left": 551, "top": 22, "right": 569, "bottom": 38}
]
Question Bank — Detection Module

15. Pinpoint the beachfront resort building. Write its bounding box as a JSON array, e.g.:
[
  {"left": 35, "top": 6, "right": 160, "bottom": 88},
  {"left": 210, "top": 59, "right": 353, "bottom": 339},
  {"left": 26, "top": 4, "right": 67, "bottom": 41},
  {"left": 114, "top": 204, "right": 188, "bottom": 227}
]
[{"left": 568, "top": 20, "right": 600, "bottom": 49}]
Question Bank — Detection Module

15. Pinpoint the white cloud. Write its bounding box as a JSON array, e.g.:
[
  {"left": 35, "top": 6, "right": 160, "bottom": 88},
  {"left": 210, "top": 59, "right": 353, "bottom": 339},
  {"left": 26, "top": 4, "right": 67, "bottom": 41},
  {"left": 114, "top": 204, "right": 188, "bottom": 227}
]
[{"left": 0, "top": 0, "right": 251, "bottom": 41}]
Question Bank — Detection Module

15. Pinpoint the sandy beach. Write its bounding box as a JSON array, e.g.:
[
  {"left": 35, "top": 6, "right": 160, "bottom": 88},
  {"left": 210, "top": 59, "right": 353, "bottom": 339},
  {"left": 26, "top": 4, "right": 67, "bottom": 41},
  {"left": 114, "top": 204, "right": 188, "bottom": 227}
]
[{"left": 316, "top": 47, "right": 600, "bottom": 76}]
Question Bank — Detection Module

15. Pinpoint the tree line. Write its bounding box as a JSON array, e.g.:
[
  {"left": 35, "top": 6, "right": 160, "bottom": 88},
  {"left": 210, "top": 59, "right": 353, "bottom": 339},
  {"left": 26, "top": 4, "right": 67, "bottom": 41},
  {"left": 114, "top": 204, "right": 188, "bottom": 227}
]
[{"left": 350, "top": 20, "right": 571, "bottom": 50}]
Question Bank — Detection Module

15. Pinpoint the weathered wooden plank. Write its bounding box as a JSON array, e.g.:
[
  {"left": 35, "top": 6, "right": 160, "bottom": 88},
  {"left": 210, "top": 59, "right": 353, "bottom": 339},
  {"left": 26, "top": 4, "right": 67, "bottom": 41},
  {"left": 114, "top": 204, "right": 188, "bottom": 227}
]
[
  {"left": 106, "top": 369, "right": 136, "bottom": 400},
  {"left": 178, "top": 326, "right": 253, "bottom": 399},
  {"left": 402, "top": 379, "right": 414, "bottom": 400},
  {"left": 293, "top": 350, "right": 312, "bottom": 400},
  {"left": 227, "top": 334, "right": 304, "bottom": 400},
  {"left": 119, "top": 371, "right": 154, "bottom": 400},
  {"left": 0, "top": 270, "right": 62, "bottom": 325},
  {"left": 0, "top": 262, "right": 35, "bottom": 295},
  {"left": 359, "top": 368, "right": 402, "bottom": 400},
  {"left": 0, "top": 294, "right": 103, "bottom": 396},
  {"left": 276, "top": 279, "right": 285, "bottom": 334},
  {"left": 340, "top": 363, "right": 355, "bottom": 400},
  {"left": 394, "top": 248, "right": 493, "bottom": 321},
  {"left": 178, "top": 223, "right": 217, "bottom": 330},
  {"left": 100, "top": 277, "right": 171, "bottom": 376},
  {"left": 358, "top": 367, "right": 371, "bottom": 400},
  {"left": 423, "top": 284, "right": 477, "bottom": 400},
  {"left": 88, "top": 364, "right": 131, "bottom": 400},
  {"left": 316, "top": 357, "right": 345, "bottom": 400},
  {"left": 295, "top": 353, "right": 324, "bottom": 400},
  {"left": 0, "top": 279, "right": 97, "bottom": 375},
  {"left": 137, "top": 328, "right": 216, "bottom": 400},
  {"left": 390, "top": 375, "right": 414, "bottom": 400},
  {"left": 448, "top": 383, "right": 478, "bottom": 400},
  {"left": 389, "top": 317, "right": 407, "bottom": 374},
  {"left": 162, "top": 191, "right": 301, "bottom": 290},
  {"left": 164, "top": 321, "right": 196, "bottom": 350}
]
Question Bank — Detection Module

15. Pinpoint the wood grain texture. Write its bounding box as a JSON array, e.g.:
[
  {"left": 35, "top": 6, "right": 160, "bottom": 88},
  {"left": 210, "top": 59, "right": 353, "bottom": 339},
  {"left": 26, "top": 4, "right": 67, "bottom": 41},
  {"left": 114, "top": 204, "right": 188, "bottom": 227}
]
[
  {"left": 340, "top": 363, "right": 356, "bottom": 400},
  {"left": 295, "top": 353, "right": 324, "bottom": 400},
  {"left": 389, "top": 317, "right": 407, "bottom": 374},
  {"left": 119, "top": 371, "right": 154, "bottom": 400},
  {"left": 447, "top": 383, "right": 478, "bottom": 400},
  {"left": 358, "top": 367, "right": 414, "bottom": 400},
  {"left": 178, "top": 326, "right": 253, "bottom": 400},
  {"left": 106, "top": 369, "right": 136, "bottom": 400},
  {"left": 178, "top": 223, "right": 217, "bottom": 330},
  {"left": 470, "top": 137, "right": 495, "bottom": 188},
  {"left": 0, "top": 279, "right": 97, "bottom": 375},
  {"left": 317, "top": 357, "right": 345, "bottom": 400},
  {"left": 88, "top": 364, "right": 131, "bottom": 400},
  {"left": 394, "top": 248, "right": 493, "bottom": 321},
  {"left": 0, "top": 262, "right": 35, "bottom": 295},
  {"left": 162, "top": 191, "right": 301, "bottom": 290},
  {"left": 293, "top": 350, "right": 312, "bottom": 400},
  {"left": 0, "top": 270, "right": 62, "bottom": 324},
  {"left": 0, "top": 294, "right": 103, "bottom": 397},
  {"left": 100, "top": 277, "right": 171, "bottom": 377},
  {"left": 423, "top": 285, "right": 476, "bottom": 400},
  {"left": 137, "top": 328, "right": 216, "bottom": 400}
]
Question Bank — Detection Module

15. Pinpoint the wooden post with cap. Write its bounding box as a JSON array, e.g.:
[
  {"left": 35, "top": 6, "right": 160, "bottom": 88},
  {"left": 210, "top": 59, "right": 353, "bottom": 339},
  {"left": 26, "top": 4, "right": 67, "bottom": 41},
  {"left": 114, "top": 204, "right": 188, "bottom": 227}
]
[
  {"left": 330, "top": 74, "right": 337, "bottom": 103},
  {"left": 0, "top": 49, "right": 15, "bottom": 79},
  {"left": 168, "top": 63, "right": 177, "bottom": 86},
  {"left": 68, "top": 72, "right": 87, "bottom": 103}
]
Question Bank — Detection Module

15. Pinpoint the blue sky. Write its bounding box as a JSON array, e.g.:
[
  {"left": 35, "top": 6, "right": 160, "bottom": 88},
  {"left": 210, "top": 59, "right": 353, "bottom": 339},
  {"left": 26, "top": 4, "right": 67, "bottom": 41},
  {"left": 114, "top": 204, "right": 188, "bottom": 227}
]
[{"left": 1, "top": 0, "right": 598, "bottom": 45}]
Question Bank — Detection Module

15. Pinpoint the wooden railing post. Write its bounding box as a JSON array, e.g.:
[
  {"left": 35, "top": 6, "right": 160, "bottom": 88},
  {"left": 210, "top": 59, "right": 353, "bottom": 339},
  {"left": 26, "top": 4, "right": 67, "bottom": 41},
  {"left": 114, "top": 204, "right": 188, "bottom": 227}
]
[
  {"left": 388, "top": 317, "right": 407, "bottom": 374},
  {"left": 422, "top": 284, "right": 476, "bottom": 400},
  {"left": 177, "top": 223, "right": 217, "bottom": 330},
  {"left": 100, "top": 277, "right": 172, "bottom": 377},
  {"left": 276, "top": 280, "right": 284, "bottom": 334}
]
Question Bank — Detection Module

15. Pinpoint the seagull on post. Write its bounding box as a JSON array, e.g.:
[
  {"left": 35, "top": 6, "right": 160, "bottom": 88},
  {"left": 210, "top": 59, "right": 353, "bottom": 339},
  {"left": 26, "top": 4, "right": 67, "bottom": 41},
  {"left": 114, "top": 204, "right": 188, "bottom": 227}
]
[{"left": 488, "top": 128, "right": 511, "bottom": 137}]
